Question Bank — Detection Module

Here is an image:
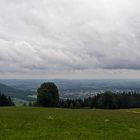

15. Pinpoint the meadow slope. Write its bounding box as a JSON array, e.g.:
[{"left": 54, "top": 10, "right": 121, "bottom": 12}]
[{"left": 0, "top": 107, "right": 140, "bottom": 140}]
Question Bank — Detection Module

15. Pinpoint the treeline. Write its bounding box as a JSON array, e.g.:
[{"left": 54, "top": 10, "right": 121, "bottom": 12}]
[
  {"left": 0, "top": 94, "right": 15, "bottom": 106},
  {"left": 34, "top": 82, "right": 140, "bottom": 109},
  {"left": 59, "top": 91, "right": 140, "bottom": 109}
]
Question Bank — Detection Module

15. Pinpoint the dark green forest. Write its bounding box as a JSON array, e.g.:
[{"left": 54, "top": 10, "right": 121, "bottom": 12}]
[
  {"left": 0, "top": 93, "right": 15, "bottom": 106},
  {"left": 59, "top": 91, "right": 140, "bottom": 109}
]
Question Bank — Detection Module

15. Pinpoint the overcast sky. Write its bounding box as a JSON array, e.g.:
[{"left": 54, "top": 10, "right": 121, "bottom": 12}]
[{"left": 0, "top": 0, "right": 140, "bottom": 79}]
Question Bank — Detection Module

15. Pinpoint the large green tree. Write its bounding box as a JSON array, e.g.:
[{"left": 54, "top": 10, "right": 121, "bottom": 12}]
[{"left": 37, "top": 82, "right": 59, "bottom": 107}]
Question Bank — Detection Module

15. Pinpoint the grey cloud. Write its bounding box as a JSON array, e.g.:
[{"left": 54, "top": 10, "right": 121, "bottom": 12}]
[{"left": 0, "top": 0, "right": 140, "bottom": 78}]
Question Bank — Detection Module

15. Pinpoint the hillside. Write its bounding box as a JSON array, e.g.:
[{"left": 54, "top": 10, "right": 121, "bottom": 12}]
[
  {"left": 0, "top": 107, "right": 140, "bottom": 140},
  {"left": 0, "top": 83, "right": 35, "bottom": 101}
]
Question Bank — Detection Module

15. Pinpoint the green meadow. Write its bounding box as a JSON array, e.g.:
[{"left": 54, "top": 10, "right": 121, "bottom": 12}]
[{"left": 0, "top": 107, "right": 140, "bottom": 140}]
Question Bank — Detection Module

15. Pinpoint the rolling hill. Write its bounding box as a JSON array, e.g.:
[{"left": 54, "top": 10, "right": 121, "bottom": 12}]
[{"left": 0, "top": 83, "right": 36, "bottom": 101}]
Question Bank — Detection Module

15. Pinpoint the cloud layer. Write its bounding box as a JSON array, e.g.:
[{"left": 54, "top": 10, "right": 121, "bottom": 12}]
[{"left": 0, "top": 0, "right": 140, "bottom": 78}]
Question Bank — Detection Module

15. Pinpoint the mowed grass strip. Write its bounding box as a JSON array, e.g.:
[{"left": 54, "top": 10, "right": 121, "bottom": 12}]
[{"left": 0, "top": 107, "right": 140, "bottom": 140}]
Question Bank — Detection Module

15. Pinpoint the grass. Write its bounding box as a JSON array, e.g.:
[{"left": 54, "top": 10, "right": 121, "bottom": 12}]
[{"left": 0, "top": 107, "right": 140, "bottom": 140}]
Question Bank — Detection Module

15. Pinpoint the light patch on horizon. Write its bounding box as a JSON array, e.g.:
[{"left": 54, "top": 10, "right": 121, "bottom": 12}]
[{"left": 0, "top": 0, "right": 140, "bottom": 79}]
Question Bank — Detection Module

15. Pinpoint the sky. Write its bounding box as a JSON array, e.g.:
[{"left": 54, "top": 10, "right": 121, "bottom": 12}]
[{"left": 0, "top": 0, "right": 140, "bottom": 79}]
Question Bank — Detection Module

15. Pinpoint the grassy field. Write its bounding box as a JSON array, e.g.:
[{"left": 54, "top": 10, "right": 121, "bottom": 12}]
[{"left": 0, "top": 107, "right": 140, "bottom": 140}]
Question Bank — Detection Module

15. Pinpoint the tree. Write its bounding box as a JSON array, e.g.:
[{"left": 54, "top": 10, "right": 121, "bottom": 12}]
[
  {"left": 8, "top": 96, "right": 15, "bottom": 106},
  {"left": 98, "top": 91, "right": 118, "bottom": 109},
  {"left": 37, "top": 82, "right": 59, "bottom": 107},
  {"left": 0, "top": 94, "right": 15, "bottom": 106}
]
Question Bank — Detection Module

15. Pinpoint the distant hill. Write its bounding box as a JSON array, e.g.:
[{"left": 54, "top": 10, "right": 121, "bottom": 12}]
[
  {"left": 1, "top": 79, "right": 140, "bottom": 100},
  {"left": 0, "top": 83, "right": 36, "bottom": 101}
]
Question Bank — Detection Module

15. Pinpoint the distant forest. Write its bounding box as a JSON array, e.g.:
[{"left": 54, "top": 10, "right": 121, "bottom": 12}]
[
  {"left": 1, "top": 84, "right": 140, "bottom": 109},
  {"left": 59, "top": 91, "right": 140, "bottom": 109},
  {"left": 30, "top": 89, "right": 140, "bottom": 109}
]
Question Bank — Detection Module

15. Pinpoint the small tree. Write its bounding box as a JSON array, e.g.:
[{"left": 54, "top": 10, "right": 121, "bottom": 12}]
[
  {"left": 0, "top": 94, "right": 15, "bottom": 106},
  {"left": 37, "top": 82, "right": 59, "bottom": 107}
]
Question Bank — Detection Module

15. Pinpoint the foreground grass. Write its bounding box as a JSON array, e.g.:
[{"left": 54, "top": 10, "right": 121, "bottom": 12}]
[{"left": 0, "top": 107, "right": 140, "bottom": 140}]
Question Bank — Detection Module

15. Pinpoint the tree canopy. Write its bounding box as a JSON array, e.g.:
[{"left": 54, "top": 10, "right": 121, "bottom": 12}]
[
  {"left": 37, "top": 82, "right": 59, "bottom": 107},
  {"left": 0, "top": 93, "right": 15, "bottom": 106},
  {"left": 59, "top": 91, "right": 140, "bottom": 109}
]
